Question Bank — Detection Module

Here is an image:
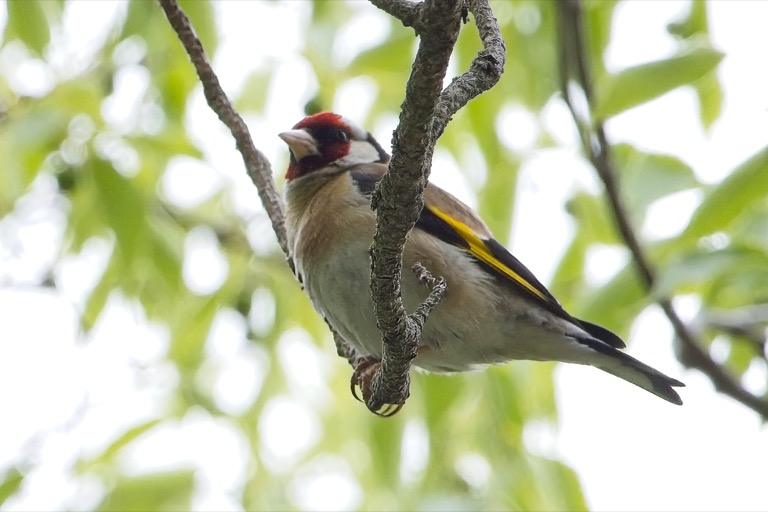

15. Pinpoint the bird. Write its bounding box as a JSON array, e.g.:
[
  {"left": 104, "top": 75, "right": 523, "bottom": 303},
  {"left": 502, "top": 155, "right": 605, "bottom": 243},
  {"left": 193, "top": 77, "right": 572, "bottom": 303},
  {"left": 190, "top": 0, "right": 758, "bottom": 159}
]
[{"left": 279, "top": 111, "right": 684, "bottom": 413}]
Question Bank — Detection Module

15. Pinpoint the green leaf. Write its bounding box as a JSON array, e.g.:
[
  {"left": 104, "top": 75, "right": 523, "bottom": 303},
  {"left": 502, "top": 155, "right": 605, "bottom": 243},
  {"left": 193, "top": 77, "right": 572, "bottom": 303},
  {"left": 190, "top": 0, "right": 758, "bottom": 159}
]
[
  {"left": 613, "top": 143, "right": 700, "bottom": 223},
  {"left": 156, "top": 59, "right": 197, "bottom": 122},
  {"left": 526, "top": 457, "right": 588, "bottom": 511},
  {"left": 98, "top": 470, "right": 195, "bottom": 512},
  {"left": 0, "top": 468, "right": 23, "bottom": 507},
  {"left": 0, "top": 75, "right": 101, "bottom": 209},
  {"left": 52, "top": 76, "right": 106, "bottom": 119},
  {"left": 725, "top": 338, "right": 756, "bottom": 377},
  {"left": 0, "top": 105, "right": 68, "bottom": 212},
  {"left": 707, "top": 263, "right": 768, "bottom": 308},
  {"left": 121, "top": 0, "right": 155, "bottom": 40},
  {"left": 684, "top": 147, "right": 768, "bottom": 239},
  {"left": 577, "top": 263, "right": 646, "bottom": 336},
  {"left": 594, "top": 39, "right": 724, "bottom": 119},
  {"left": 147, "top": 216, "right": 184, "bottom": 290},
  {"left": 477, "top": 151, "right": 519, "bottom": 243},
  {"left": 127, "top": 126, "right": 202, "bottom": 162},
  {"left": 168, "top": 296, "right": 219, "bottom": 370},
  {"left": 694, "top": 71, "right": 723, "bottom": 130},
  {"left": 664, "top": 0, "right": 722, "bottom": 129},
  {"left": 582, "top": 0, "right": 620, "bottom": 79},
  {"left": 82, "top": 253, "right": 117, "bottom": 331},
  {"left": 67, "top": 172, "right": 111, "bottom": 253},
  {"left": 566, "top": 192, "right": 621, "bottom": 245},
  {"left": 79, "top": 419, "right": 164, "bottom": 471},
  {"left": 347, "top": 29, "right": 414, "bottom": 82},
  {"left": 4, "top": 0, "right": 52, "bottom": 56},
  {"left": 90, "top": 159, "right": 148, "bottom": 262},
  {"left": 655, "top": 247, "right": 768, "bottom": 298},
  {"left": 668, "top": 0, "right": 709, "bottom": 39},
  {"left": 550, "top": 232, "right": 587, "bottom": 307},
  {"left": 732, "top": 203, "right": 768, "bottom": 250},
  {"left": 498, "top": 1, "right": 560, "bottom": 108},
  {"left": 235, "top": 69, "right": 274, "bottom": 113}
]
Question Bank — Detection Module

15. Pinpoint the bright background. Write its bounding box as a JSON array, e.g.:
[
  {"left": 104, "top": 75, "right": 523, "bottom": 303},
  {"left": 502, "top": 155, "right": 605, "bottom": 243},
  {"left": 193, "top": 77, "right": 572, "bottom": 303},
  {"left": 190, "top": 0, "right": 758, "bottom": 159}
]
[{"left": 1, "top": 1, "right": 767, "bottom": 510}]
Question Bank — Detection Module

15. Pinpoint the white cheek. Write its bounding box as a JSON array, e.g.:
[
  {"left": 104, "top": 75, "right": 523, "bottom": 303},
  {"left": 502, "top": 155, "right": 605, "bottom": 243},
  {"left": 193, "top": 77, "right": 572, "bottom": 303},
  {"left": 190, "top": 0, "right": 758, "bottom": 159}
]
[{"left": 337, "top": 140, "right": 380, "bottom": 167}]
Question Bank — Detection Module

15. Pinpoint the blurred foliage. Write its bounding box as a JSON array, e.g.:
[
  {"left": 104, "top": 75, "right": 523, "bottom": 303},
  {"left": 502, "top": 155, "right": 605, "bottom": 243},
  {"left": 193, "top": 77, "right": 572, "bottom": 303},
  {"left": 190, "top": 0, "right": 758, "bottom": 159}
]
[{"left": 0, "top": 0, "right": 765, "bottom": 510}]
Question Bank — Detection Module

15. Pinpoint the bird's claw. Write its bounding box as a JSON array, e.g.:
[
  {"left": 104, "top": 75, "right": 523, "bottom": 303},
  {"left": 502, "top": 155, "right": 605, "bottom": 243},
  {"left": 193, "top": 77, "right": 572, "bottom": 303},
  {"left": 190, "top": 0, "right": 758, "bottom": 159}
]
[{"left": 350, "top": 357, "right": 405, "bottom": 417}]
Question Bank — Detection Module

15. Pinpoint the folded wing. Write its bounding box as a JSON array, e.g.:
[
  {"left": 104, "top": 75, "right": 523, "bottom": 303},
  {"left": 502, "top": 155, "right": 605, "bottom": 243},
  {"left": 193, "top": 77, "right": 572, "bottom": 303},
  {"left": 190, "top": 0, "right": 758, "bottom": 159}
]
[{"left": 349, "top": 168, "right": 626, "bottom": 350}]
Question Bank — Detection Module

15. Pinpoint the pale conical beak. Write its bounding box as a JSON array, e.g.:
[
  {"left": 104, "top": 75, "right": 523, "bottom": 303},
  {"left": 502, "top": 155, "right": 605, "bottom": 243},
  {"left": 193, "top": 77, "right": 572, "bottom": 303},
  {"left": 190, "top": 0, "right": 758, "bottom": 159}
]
[{"left": 278, "top": 129, "right": 321, "bottom": 160}]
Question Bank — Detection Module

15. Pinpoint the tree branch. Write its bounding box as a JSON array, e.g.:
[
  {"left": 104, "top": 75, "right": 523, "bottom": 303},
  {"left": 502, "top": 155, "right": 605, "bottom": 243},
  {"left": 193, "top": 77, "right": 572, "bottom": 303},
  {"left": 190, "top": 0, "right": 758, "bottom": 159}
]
[
  {"left": 365, "top": 0, "right": 463, "bottom": 412},
  {"left": 157, "top": 0, "right": 290, "bottom": 264},
  {"left": 699, "top": 305, "right": 768, "bottom": 359},
  {"left": 364, "top": 0, "right": 505, "bottom": 413},
  {"left": 369, "top": 0, "right": 423, "bottom": 29},
  {"left": 433, "top": 0, "right": 506, "bottom": 138},
  {"left": 556, "top": 0, "right": 768, "bottom": 418}
]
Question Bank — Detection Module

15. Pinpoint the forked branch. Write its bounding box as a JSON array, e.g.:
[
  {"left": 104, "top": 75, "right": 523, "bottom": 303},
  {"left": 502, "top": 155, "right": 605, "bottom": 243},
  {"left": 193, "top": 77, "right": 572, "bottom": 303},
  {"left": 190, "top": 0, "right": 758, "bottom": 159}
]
[{"left": 364, "top": 0, "right": 505, "bottom": 413}]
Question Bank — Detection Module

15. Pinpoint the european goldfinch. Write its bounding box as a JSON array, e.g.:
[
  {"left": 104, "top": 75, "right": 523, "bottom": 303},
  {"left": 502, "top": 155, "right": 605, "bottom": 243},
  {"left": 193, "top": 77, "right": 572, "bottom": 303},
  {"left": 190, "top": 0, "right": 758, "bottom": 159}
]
[{"left": 280, "top": 112, "right": 684, "bottom": 408}]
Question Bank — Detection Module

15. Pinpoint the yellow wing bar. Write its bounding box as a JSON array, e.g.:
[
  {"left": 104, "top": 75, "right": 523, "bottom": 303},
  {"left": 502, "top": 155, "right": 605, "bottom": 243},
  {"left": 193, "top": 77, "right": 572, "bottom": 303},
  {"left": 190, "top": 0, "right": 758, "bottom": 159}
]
[{"left": 426, "top": 206, "right": 548, "bottom": 302}]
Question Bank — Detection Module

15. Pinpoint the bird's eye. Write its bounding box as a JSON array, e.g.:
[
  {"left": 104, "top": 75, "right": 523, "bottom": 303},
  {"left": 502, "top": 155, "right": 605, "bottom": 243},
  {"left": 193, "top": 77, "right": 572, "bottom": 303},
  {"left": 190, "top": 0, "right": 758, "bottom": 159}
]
[{"left": 337, "top": 130, "right": 348, "bottom": 142}]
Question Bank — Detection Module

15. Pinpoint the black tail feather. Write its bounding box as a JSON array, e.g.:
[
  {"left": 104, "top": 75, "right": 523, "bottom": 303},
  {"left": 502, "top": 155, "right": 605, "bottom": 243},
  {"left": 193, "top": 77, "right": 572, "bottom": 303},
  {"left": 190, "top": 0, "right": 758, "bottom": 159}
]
[
  {"left": 575, "top": 334, "right": 685, "bottom": 405},
  {"left": 579, "top": 320, "right": 626, "bottom": 349}
]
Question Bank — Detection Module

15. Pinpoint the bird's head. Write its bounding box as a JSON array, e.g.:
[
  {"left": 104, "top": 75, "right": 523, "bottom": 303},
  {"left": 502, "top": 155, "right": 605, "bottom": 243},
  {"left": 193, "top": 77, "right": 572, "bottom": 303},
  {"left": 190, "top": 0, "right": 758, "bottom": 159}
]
[{"left": 279, "top": 112, "right": 389, "bottom": 181}]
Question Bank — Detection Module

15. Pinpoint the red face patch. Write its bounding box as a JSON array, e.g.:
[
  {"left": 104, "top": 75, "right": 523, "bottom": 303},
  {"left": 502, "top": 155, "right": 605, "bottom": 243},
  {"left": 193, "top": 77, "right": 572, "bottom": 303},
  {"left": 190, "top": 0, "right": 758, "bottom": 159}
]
[{"left": 285, "top": 113, "right": 352, "bottom": 180}]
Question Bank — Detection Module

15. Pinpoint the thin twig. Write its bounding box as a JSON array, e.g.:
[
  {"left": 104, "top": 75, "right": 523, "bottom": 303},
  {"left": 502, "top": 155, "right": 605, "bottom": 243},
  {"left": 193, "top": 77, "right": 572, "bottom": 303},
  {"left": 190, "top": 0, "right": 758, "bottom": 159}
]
[
  {"left": 556, "top": 0, "right": 768, "bottom": 418},
  {"left": 410, "top": 263, "right": 448, "bottom": 327},
  {"left": 433, "top": 0, "right": 506, "bottom": 138},
  {"left": 157, "top": 0, "right": 290, "bottom": 263}
]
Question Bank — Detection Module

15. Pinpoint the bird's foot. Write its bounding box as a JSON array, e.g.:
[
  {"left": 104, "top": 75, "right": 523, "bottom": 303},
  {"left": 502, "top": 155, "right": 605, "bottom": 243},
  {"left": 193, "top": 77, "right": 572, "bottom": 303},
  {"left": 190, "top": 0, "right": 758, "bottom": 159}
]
[{"left": 350, "top": 356, "right": 404, "bottom": 417}]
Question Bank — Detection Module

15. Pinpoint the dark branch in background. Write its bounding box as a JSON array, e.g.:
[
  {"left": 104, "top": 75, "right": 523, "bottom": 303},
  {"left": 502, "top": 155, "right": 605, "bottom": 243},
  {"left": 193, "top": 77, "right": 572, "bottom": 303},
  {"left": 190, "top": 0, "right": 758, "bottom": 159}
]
[
  {"left": 556, "top": 0, "right": 768, "bottom": 419},
  {"left": 696, "top": 305, "right": 768, "bottom": 361},
  {"left": 363, "top": 0, "right": 505, "bottom": 413},
  {"left": 157, "top": 0, "right": 290, "bottom": 265}
]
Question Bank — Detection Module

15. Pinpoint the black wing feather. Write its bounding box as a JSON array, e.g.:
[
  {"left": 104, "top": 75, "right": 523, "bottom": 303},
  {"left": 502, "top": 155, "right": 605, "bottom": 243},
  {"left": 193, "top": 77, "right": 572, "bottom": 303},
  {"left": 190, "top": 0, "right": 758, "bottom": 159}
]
[
  {"left": 350, "top": 170, "right": 379, "bottom": 198},
  {"left": 350, "top": 170, "right": 626, "bottom": 350}
]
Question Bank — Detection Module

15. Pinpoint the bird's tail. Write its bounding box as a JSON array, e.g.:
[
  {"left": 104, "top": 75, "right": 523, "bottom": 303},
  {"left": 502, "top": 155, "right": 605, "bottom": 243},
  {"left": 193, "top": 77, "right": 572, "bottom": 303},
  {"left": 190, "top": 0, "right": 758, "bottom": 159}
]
[{"left": 577, "top": 335, "right": 685, "bottom": 405}]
